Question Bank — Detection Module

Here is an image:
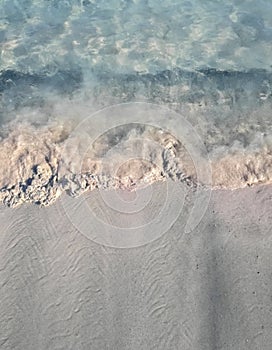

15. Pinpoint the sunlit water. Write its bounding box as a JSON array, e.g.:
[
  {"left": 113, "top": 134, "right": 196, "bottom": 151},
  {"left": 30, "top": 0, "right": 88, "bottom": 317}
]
[{"left": 1, "top": 0, "right": 272, "bottom": 206}]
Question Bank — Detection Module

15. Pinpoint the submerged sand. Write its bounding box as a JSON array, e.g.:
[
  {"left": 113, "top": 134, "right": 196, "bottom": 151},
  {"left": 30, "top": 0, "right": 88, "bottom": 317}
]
[
  {"left": 1, "top": 2, "right": 272, "bottom": 348},
  {"left": 0, "top": 182, "right": 271, "bottom": 349}
]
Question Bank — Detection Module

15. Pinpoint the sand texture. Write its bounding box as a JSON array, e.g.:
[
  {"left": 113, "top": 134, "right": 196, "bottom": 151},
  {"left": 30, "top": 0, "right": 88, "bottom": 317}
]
[
  {"left": 1, "top": 1, "right": 272, "bottom": 348},
  {"left": 0, "top": 183, "right": 271, "bottom": 349}
]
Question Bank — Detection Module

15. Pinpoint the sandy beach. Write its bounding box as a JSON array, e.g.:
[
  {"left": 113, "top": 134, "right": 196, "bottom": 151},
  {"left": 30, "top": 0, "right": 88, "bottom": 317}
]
[
  {"left": 1, "top": 1, "right": 272, "bottom": 348},
  {"left": 0, "top": 182, "right": 271, "bottom": 349}
]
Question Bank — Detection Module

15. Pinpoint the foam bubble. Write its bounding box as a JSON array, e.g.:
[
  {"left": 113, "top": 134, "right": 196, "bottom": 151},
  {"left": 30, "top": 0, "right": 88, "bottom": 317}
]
[{"left": 0, "top": 101, "right": 271, "bottom": 208}]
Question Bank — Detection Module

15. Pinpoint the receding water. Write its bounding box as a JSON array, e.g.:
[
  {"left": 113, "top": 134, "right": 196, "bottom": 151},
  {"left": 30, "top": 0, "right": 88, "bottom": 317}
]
[{"left": 1, "top": 0, "right": 272, "bottom": 206}]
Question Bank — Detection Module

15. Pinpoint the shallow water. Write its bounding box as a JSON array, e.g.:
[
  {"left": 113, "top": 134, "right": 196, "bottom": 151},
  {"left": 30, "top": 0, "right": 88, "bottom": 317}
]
[
  {"left": 2, "top": 0, "right": 272, "bottom": 74},
  {"left": 1, "top": 2, "right": 272, "bottom": 350},
  {"left": 1, "top": 1, "right": 272, "bottom": 206}
]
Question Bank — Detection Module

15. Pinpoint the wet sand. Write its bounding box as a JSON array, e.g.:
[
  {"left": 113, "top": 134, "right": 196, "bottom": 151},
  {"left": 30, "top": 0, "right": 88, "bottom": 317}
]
[
  {"left": 0, "top": 183, "right": 271, "bottom": 350},
  {"left": 1, "top": 1, "right": 272, "bottom": 348}
]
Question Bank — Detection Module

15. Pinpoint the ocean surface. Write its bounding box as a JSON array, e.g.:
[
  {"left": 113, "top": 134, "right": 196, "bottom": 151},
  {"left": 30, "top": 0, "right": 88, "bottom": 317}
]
[
  {"left": 2, "top": 3, "right": 272, "bottom": 350},
  {"left": 1, "top": 0, "right": 272, "bottom": 206}
]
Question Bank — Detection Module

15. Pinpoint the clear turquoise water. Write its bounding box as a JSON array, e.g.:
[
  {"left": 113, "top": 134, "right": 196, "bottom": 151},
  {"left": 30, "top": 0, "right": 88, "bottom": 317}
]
[
  {"left": 1, "top": 0, "right": 272, "bottom": 114},
  {"left": 1, "top": 0, "right": 272, "bottom": 75},
  {"left": 0, "top": 0, "right": 272, "bottom": 206}
]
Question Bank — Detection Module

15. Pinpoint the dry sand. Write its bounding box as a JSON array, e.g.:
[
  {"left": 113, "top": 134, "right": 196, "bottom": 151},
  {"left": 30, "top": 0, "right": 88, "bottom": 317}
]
[{"left": 0, "top": 182, "right": 271, "bottom": 350}]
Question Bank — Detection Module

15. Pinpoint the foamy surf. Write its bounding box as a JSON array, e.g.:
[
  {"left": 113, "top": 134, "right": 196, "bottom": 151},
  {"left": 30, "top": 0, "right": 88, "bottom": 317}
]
[{"left": 0, "top": 100, "right": 272, "bottom": 207}]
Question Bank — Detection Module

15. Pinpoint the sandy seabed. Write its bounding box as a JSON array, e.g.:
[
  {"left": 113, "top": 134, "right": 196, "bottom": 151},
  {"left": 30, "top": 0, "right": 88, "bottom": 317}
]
[{"left": 0, "top": 181, "right": 271, "bottom": 350}]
